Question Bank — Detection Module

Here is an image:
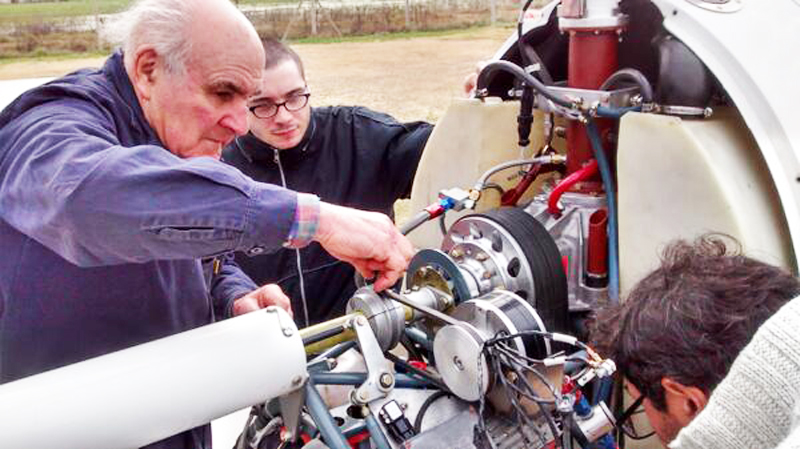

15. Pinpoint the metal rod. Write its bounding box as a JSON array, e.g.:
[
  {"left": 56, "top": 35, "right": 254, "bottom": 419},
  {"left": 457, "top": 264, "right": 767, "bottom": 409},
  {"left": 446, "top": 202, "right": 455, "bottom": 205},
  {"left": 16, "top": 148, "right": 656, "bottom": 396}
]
[
  {"left": 311, "top": 372, "right": 432, "bottom": 389},
  {"left": 305, "top": 380, "right": 350, "bottom": 449},
  {"left": 302, "top": 325, "right": 345, "bottom": 347},
  {"left": 300, "top": 313, "right": 359, "bottom": 355},
  {"left": 365, "top": 412, "right": 393, "bottom": 449},
  {"left": 384, "top": 290, "right": 460, "bottom": 326}
]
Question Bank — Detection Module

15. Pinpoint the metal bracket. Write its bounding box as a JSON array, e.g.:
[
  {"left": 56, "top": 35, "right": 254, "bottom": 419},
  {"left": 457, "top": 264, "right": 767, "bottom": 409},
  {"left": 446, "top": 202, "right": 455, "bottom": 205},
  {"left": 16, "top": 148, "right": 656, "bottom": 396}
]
[
  {"left": 350, "top": 315, "right": 395, "bottom": 405},
  {"left": 278, "top": 381, "right": 307, "bottom": 442}
]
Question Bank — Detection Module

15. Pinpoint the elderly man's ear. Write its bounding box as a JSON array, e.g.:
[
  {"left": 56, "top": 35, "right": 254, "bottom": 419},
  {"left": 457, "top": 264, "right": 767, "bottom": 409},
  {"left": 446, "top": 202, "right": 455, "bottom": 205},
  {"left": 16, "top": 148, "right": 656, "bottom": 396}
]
[
  {"left": 130, "top": 47, "right": 161, "bottom": 102},
  {"left": 662, "top": 377, "right": 709, "bottom": 426}
]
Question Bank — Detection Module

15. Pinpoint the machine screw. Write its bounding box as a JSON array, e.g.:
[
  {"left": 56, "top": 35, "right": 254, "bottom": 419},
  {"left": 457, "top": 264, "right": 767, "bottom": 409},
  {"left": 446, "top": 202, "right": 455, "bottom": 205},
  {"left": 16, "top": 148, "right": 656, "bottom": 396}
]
[
  {"left": 355, "top": 316, "right": 368, "bottom": 327},
  {"left": 453, "top": 356, "right": 465, "bottom": 371},
  {"left": 282, "top": 327, "right": 294, "bottom": 337},
  {"left": 379, "top": 372, "right": 394, "bottom": 389}
]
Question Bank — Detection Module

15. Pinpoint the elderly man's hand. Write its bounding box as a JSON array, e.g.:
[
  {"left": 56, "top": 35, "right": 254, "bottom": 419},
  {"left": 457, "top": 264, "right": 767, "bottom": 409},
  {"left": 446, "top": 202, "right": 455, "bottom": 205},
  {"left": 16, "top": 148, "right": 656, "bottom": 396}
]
[
  {"left": 315, "top": 202, "right": 414, "bottom": 291},
  {"left": 232, "top": 283, "right": 293, "bottom": 317}
]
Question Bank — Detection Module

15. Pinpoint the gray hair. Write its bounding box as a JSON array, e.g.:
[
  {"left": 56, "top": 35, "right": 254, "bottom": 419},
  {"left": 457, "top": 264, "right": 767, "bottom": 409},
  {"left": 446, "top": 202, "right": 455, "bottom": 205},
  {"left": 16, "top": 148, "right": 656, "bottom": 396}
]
[{"left": 100, "top": 0, "right": 197, "bottom": 75}]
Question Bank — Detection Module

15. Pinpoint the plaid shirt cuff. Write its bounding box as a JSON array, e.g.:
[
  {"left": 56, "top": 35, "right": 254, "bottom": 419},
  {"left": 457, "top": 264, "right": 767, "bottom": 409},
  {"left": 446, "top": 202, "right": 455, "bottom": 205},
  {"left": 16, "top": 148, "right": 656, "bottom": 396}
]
[{"left": 284, "top": 193, "right": 320, "bottom": 249}]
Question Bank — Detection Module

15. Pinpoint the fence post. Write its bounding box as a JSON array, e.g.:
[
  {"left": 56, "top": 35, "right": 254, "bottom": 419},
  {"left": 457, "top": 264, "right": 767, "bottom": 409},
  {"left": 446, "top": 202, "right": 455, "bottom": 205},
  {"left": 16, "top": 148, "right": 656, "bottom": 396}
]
[{"left": 311, "top": 0, "right": 318, "bottom": 35}]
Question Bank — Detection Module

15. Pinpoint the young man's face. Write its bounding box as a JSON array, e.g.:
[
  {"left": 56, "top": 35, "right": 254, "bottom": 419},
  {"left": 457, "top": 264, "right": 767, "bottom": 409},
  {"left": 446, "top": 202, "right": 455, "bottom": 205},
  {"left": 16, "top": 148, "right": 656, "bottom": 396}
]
[
  {"left": 625, "top": 381, "right": 689, "bottom": 446},
  {"left": 247, "top": 60, "right": 311, "bottom": 150}
]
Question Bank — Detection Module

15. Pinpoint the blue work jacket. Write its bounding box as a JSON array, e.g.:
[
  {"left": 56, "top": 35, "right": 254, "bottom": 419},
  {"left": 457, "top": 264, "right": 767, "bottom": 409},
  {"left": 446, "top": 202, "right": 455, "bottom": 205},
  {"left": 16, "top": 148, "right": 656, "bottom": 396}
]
[{"left": 0, "top": 51, "right": 299, "bottom": 449}]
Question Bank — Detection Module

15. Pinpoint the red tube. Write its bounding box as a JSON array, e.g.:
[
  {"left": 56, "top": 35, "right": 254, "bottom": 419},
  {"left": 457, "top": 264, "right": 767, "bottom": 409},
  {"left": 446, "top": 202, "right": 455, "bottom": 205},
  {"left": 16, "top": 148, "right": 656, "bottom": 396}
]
[
  {"left": 587, "top": 208, "right": 609, "bottom": 282},
  {"left": 547, "top": 159, "right": 598, "bottom": 215}
]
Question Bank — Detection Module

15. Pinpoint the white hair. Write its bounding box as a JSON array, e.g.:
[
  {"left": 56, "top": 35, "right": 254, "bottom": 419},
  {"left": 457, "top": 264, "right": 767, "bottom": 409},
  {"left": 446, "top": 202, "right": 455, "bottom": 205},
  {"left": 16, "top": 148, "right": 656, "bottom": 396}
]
[{"left": 100, "top": 0, "right": 198, "bottom": 75}]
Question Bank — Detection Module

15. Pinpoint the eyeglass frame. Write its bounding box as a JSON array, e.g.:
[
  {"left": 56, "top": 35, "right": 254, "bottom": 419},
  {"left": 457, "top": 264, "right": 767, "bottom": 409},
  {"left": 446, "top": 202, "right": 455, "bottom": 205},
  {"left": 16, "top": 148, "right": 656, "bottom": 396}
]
[
  {"left": 616, "top": 393, "right": 655, "bottom": 440},
  {"left": 248, "top": 90, "right": 311, "bottom": 119}
]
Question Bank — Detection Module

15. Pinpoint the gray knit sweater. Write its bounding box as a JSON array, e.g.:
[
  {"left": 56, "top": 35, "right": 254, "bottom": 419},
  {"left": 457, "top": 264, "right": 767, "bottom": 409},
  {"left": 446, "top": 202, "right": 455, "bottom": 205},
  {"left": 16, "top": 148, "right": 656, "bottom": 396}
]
[{"left": 670, "top": 296, "right": 800, "bottom": 449}]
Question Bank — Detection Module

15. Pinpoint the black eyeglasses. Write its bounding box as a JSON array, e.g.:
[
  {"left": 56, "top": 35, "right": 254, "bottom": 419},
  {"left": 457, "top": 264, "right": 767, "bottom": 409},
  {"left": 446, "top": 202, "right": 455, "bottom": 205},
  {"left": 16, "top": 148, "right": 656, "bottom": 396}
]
[
  {"left": 248, "top": 92, "right": 311, "bottom": 119},
  {"left": 616, "top": 394, "right": 655, "bottom": 440}
]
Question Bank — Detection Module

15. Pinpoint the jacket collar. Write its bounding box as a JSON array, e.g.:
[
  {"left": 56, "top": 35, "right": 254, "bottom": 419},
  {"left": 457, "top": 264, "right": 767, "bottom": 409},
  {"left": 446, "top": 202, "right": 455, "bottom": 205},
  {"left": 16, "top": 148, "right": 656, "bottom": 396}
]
[
  {"left": 234, "top": 109, "right": 317, "bottom": 165},
  {"left": 106, "top": 49, "right": 161, "bottom": 146}
]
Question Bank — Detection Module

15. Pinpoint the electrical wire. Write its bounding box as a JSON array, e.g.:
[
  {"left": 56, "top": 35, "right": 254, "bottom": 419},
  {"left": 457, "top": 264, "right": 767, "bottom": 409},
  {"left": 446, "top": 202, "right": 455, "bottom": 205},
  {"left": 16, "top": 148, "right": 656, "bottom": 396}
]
[{"left": 413, "top": 391, "right": 452, "bottom": 433}]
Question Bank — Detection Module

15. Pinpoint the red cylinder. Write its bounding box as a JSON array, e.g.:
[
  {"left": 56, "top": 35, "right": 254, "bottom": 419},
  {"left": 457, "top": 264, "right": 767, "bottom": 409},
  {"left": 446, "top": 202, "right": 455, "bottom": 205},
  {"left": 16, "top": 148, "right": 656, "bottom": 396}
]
[{"left": 565, "top": 29, "right": 620, "bottom": 189}]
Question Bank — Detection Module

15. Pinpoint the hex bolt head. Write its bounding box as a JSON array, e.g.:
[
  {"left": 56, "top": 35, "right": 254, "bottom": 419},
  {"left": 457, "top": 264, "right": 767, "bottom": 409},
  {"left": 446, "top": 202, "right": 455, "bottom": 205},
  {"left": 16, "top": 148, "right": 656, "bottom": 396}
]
[
  {"left": 379, "top": 372, "right": 394, "bottom": 389},
  {"left": 355, "top": 316, "right": 368, "bottom": 327}
]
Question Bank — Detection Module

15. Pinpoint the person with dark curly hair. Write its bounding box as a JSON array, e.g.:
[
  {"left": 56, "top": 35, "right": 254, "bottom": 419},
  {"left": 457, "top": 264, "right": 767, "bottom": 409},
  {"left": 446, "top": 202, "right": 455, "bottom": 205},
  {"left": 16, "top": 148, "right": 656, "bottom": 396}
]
[{"left": 592, "top": 235, "right": 800, "bottom": 446}]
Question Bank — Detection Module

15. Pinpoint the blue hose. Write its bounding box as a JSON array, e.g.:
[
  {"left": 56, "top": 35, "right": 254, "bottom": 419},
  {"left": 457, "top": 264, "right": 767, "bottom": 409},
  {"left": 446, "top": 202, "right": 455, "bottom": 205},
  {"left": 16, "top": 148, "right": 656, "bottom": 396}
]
[{"left": 585, "top": 118, "right": 620, "bottom": 302}]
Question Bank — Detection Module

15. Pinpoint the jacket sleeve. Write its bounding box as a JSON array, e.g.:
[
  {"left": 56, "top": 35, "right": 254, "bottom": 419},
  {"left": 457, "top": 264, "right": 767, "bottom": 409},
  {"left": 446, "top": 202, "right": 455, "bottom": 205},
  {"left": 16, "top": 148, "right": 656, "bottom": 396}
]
[
  {"left": 0, "top": 99, "right": 297, "bottom": 267},
  {"left": 210, "top": 253, "right": 259, "bottom": 319},
  {"left": 354, "top": 107, "right": 433, "bottom": 201},
  {"left": 669, "top": 296, "right": 800, "bottom": 449}
]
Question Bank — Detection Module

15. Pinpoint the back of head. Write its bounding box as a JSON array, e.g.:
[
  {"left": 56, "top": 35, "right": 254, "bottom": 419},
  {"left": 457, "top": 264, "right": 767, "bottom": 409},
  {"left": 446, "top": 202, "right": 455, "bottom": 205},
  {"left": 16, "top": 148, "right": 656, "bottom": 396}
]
[
  {"left": 593, "top": 234, "right": 800, "bottom": 410},
  {"left": 261, "top": 37, "right": 306, "bottom": 80}
]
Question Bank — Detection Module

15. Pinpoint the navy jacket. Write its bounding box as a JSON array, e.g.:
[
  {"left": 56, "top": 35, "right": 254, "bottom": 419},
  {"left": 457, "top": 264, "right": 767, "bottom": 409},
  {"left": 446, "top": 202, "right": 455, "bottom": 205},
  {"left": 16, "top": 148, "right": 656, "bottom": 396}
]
[
  {"left": 0, "top": 52, "right": 301, "bottom": 449},
  {"left": 222, "top": 106, "right": 431, "bottom": 326}
]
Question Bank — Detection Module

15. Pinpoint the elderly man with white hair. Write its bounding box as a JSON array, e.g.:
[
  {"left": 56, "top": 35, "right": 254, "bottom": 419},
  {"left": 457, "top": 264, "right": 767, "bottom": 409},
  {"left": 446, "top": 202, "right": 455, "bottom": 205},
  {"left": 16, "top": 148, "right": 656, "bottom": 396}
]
[{"left": 0, "top": 1, "right": 413, "bottom": 448}]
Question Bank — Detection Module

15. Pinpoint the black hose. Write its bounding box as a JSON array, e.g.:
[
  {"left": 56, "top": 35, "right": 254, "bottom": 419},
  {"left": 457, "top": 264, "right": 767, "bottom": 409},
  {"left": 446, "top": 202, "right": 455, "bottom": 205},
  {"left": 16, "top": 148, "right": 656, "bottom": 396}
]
[
  {"left": 476, "top": 60, "right": 573, "bottom": 109},
  {"left": 599, "top": 68, "right": 654, "bottom": 103},
  {"left": 413, "top": 391, "right": 452, "bottom": 434}
]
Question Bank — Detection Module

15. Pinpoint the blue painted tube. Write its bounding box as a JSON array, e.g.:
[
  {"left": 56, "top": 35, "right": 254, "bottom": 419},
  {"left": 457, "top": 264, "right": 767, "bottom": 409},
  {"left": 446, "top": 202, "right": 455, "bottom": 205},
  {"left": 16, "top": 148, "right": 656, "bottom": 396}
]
[
  {"left": 311, "top": 372, "right": 431, "bottom": 389},
  {"left": 365, "top": 412, "right": 392, "bottom": 449},
  {"left": 310, "top": 340, "right": 358, "bottom": 365},
  {"left": 585, "top": 118, "right": 620, "bottom": 302},
  {"left": 404, "top": 327, "right": 432, "bottom": 351},
  {"left": 305, "top": 380, "right": 350, "bottom": 449},
  {"left": 595, "top": 105, "right": 641, "bottom": 119}
]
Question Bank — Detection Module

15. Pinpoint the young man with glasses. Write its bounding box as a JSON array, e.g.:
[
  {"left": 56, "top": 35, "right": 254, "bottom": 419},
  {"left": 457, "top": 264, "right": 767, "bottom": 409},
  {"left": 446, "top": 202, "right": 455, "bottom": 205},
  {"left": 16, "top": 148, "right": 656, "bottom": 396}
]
[
  {"left": 592, "top": 235, "right": 800, "bottom": 447},
  {"left": 222, "top": 38, "right": 433, "bottom": 327}
]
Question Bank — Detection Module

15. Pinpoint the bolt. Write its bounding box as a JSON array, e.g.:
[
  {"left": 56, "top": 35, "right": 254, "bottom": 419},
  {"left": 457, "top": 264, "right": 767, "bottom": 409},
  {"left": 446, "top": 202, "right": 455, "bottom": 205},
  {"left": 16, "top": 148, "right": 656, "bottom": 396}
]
[
  {"left": 291, "top": 375, "right": 304, "bottom": 386},
  {"left": 476, "top": 252, "right": 489, "bottom": 262},
  {"left": 355, "top": 316, "right": 368, "bottom": 327},
  {"left": 358, "top": 389, "right": 369, "bottom": 401},
  {"left": 482, "top": 270, "right": 493, "bottom": 280},
  {"left": 379, "top": 372, "right": 394, "bottom": 389},
  {"left": 450, "top": 248, "right": 464, "bottom": 259},
  {"left": 283, "top": 327, "right": 293, "bottom": 337},
  {"left": 453, "top": 356, "right": 465, "bottom": 371}
]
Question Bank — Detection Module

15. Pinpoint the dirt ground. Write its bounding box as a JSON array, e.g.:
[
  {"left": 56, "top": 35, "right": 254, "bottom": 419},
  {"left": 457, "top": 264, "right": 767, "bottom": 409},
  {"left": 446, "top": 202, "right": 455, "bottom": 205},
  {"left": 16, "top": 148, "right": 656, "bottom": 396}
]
[{"left": 0, "top": 26, "right": 512, "bottom": 122}]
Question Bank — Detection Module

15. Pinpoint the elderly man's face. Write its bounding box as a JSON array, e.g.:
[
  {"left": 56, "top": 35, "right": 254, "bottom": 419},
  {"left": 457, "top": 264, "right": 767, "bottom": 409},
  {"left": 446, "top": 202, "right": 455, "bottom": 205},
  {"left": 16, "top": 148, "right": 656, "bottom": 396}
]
[
  {"left": 247, "top": 60, "right": 311, "bottom": 150},
  {"left": 135, "top": 1, "right": 264, "bottom": 159},
  {"left": 146, "top": 50, "right": 261, "bottom": 159}
]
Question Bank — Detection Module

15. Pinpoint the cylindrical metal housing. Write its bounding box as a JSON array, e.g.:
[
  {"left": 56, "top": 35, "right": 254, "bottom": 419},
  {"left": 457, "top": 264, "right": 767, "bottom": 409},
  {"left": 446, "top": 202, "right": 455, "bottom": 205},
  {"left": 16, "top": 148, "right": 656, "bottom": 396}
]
[{"left": 0, "top": 307, "right": 306, "bottom": 449}]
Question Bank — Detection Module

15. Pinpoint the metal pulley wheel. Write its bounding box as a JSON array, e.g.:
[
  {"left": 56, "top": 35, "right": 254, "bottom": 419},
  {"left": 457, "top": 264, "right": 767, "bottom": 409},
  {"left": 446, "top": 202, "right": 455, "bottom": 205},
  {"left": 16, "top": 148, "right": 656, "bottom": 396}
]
[{"left": 441, "top": 208, "right": 569, "bottom": 334}]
